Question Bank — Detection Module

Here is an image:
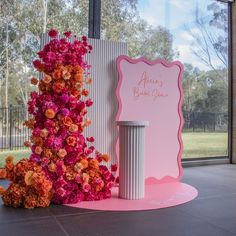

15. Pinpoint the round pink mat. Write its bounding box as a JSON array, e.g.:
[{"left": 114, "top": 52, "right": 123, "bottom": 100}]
[{"left": 66, "top": 182, "right": 198, "bottom": 211}]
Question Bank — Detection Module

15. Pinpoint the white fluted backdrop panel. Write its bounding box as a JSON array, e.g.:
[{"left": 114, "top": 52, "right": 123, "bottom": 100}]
[{"left": 40, "top": 34, "right": 128, "bottom": 165}]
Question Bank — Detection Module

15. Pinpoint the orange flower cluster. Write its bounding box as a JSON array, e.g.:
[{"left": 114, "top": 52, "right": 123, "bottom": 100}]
[
  {"left": 0, "top": 157, "right": 52, "bottom": 208},
  {"left": 38, "top": 64, "right": 86, "bottom": 98}
]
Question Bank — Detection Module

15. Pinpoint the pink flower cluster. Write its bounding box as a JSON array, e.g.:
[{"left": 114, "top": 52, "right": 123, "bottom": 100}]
[{"left": 33, "top": 29, "right": 93, "bottom": 73}]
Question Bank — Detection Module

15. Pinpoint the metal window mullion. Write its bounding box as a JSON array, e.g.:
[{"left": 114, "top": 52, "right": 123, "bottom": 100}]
[{"left": 88, "top": 0, "right": 101, "bottom": 39}]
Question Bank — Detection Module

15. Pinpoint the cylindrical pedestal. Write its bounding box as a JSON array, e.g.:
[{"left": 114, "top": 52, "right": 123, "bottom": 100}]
[{"left": 117, "top": 121, "right": 149, "bottom": 200}]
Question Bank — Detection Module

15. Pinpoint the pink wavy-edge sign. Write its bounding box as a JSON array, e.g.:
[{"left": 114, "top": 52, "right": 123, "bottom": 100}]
[{"left": 116, "top": 55, "right": 184, "bottom": 183}]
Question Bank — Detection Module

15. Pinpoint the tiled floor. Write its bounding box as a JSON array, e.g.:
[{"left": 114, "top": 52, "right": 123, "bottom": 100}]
[{"left": 1, "top": 164, "right": 236, "bottom": 236}]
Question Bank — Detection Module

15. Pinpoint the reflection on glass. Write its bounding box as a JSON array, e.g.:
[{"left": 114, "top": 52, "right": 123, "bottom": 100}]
[{"left": 101, "top": 0, "right": 229, "bottom": 159}]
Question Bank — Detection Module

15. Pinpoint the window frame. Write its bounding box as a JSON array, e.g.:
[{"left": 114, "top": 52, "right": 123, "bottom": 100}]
[{"left": 88, "top": 0, "right": 233, "bottom": 162}]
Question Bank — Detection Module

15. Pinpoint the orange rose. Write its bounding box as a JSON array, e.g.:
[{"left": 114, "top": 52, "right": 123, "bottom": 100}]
[
  {"left": 24, "top": 118, "right": 35, "bottom": 129},
  {"left": 52, "top": 69, "right": 61, "bottom": 80},
  {"left": 74, "top": 65, "right": 83, "bottom": 73},
  {"left": 62, "top": 71, "right": 71, "bottom": 80},
  {"left": 44, "top": 149, "right": 53, "bottom": 158},
  {"left": 24, "top": 171, "right": 34, "bottom": 185},
  {"left": 52, "top": 81, "right": 65, "bottom": 93},
  {"left": 74, "top": 73, "right": 83, "bottom": 82},
  {"left": 40, "top": 129, "right": 49, "bottom": 138},
  {"left": 5, "top": 156, "right": 14, "bottom": 165},
  {"left": 66, "top": 136, "right": 77, "bottom": 146},
  {"left": 89, "top": 159, "right": 99, "bottom": 169},
  {"left": 82, "top": 89, "right": 89, "bottom": 96},
  {"left": 82, "top": 173, "right": 90, "bottom": 183},
  {"left": 101, "top": 154, "right": 110, "bottom": 163},
  {"left": 83, "top": 118, "right": 91, "bottom": 127},
  {"left": 45, "top": 109, "right": 56, "bottom": 119},
  {"left": 63, "top": 116, "right": 73, "bottom": 127},
  {"left": 74, "top": 162, "right": 83, "bottom": 172},
  {"left": 33, "top": 137, "right": 43, "bottom": 146},
  {"left": 0, "top": 169, "right": 7, "bottom": 179},
  {"left": 0, "top": 186, "right": 5, "bottom": 195},
  {"left": 48, "top": 162, "right": 56, "bottom": 172},
  {"left": 80, "top": 159, "right": 88, "bottom": 169},
  {"left": 35, "top": 146, "right": 43, "bottom": 155},
  {"left": 86, "top": 78, "right": 92, "bottom": 84},
  {"left": 58, "top": 149, "right": 67, "bottom": 158},
  {"left": 43, "top": 74, "right": 52, "bottom": 84},
  {"left": 31, "top": 77, "right": 38, "bottom": 85},
  {"left": 69, "top": 124, "right": 78, "bottom": 133},
  {"left": 71, "top": 90, "right": 81, "bottom": 98}
]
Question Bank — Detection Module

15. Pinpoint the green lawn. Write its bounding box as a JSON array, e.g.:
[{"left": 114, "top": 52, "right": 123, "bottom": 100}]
[
  {"left": 182, "top": 132, "right": 228, "bottom": 158},
  {"left": 0, "top": 132, "right": 228, "bottom": 167},
  {"left": 0, "top": 149, "right": 31, "bottom": 168}
]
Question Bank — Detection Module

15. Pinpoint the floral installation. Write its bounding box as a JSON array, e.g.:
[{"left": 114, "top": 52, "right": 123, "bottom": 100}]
[
  {"left": 0, "top": 157, "right": 52, "bottom": 208},
  {"left": 0, "top": 29, "right": 117, "bottom": 208}
]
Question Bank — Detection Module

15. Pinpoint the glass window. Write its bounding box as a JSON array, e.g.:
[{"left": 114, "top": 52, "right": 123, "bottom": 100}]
[
  {"left": 101, "top": 0, "right": 229, "bottom": 159},
  {"left": 0, "top": 0, "right": 89, "bottom": 153}
]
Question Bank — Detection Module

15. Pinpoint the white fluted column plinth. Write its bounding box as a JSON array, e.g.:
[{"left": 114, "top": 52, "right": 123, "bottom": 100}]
[{"left": 117, "top": 121, "right": 149, "bottom": 200}]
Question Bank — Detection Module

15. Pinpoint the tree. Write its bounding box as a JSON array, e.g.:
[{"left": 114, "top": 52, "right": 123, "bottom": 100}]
[
  {"left": 0, "top": 0, "right": 177, "bottom": 107},
  {"left": 187, "top": 1, "right": 228, "bottom": 80}
]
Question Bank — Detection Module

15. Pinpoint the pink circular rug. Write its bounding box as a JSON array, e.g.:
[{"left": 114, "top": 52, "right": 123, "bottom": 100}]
[{"left": 66, "top": 182, "right": 198, "bottom": 211}]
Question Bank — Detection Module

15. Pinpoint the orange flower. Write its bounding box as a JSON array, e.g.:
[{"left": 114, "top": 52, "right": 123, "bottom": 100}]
[
  {"left": 62, "top": 70, "right": 71, "bottom": 80},
  {"left": 89, "top": 159, "right": 99, "bottom": 169},
  {"left": 101, "top": 154, "right": 110, "bottom": 163},
  {"left": 83, "top": 118, "right": 91, "bottom": 127},
  {"left": 31, "top": 77, "right": 38, "bottom": 85},
  {"left": 43, "top": 74, "right": 52, "bottom": 84},
  {"left": 80, "top": 159, "right": 88, "bottom": 169},
  {"left": 74, "top": 162, "right": 83, "bottom": 172},
  {"left": 63, "top": 116, "right": 73, "bottom": 127},
  {"left": 71, "top": 90, "right": 81, "bottom": 97},
  {"left": 52, "top": 69, "right": 61, "bottom": 80},
  {"left": 44, "top": 149, "right": 53, "bottom": 158},
  {"left": 82, "top": 89, "right": 89, "bottom": 96},
  {"left": 24, "top": 118, "right": 35, "bottom": 129},
  {"left": 45, "top": 109, "right": 56, "bottom": 119},
  {"left": 69, "top": 124, "right": 78, "bottom": 133},
  {"left": 24, "top": 171, "right": 34, "bottom": 185},
  {"left": 86, "top": 78, "right": 92, "bottom": 84},
  {"left": 82, "top": 173, "right": 90, "bottom": 183},
  {"left": 0, "top": 168, "right": 7, "bottom": 179},
  {"left": 33, "top": 137, "right": 43, "bottom": 146},
  {"left": 74, "top": 73, "right": 83, "bottom": 82},
  {"left": 74, "top": 65, "right": 83, "bottom": 73},
  {"left": 52, "top": 81, "right": 65, "bottom": 93},
  {"left": 0, "top": 186, "right": 5, "bottom": 195},
  {"left": 40, "top": 129, "right": 49, "bottom": 138},
  {"left": 58, "top": 149, "right": 67, "bottom": 158},
  {"left": 48, "top": 162, "right": 56, "bottom": 172},
  {"left": 5, "top": 156, "right": 14, "bottom": 165},
  {"left": 35, "top": 146, "right": 43, "bottom": 155},
  {"left": 66, "top": 136, "right": 77, "bottom": 146}
]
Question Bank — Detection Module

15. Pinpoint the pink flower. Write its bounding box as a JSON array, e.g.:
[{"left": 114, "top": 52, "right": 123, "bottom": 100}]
[
  {"left": 48, "top": 29, "right": 58, "bottom": 38},
  {"left": 85, "top": 99, "right": 93, "bottom": 107},
  {"left": 63, "top": 31, "right": 72, "bottom": 38},
  {"left": 111, "top": 164, "right": 118, "bottom": 172},
  {"left": 82, "top": 183, "right": 91, "bottom": 193},
  {"left": 86, "top": 137, "right": 95, "bottom": 142},
  {"left": 33, "top": 59, "right": 42, "bottom": 69}
]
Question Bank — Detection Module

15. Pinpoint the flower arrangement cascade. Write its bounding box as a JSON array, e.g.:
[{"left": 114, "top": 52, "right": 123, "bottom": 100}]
[{"left": 0, "top": 29, "right": 117, "bottom": 208}]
